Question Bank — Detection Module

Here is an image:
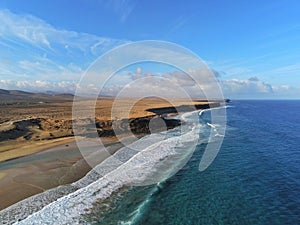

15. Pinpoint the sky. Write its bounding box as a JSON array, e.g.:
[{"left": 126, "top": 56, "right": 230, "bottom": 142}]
[{"left": 0, "top": 0, "right": 299, "bottom": 99}]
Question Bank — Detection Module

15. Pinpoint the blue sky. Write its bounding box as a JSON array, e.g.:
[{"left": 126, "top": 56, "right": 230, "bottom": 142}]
[{"left": 0, "top": 0, "right": 299, "bottom": 98}]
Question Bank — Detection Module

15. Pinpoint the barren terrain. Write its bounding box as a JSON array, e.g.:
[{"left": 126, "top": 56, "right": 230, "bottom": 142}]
[
  {"left": 0, "top": 89, "right": 225, "bottom": 209},
  {"left": 0, "top": 90, "right": 222, "bottom": 162}
]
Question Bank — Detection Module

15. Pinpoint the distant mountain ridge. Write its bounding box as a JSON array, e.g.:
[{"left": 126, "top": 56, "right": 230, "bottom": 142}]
[{"left": 0, "top": 89, "right": 75, "bottom": 103}]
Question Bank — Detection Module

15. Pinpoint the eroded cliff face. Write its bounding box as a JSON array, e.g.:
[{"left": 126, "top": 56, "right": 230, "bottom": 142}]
[
  {"left": 0, "top": 116, "right": 181, "bottom": 142},
  {"left": 96, "top": 116, "right": 181, "bottom": 137},
  {"left": 0, "top": 102, "right": 220, "bottom": 142}
]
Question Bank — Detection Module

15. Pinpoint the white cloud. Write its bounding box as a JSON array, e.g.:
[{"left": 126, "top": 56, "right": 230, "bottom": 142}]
[
  {"left": 99, "top": 69, "right": 222, "bottom": 98},
  {"left": 264, "top": 63, "right": 300, "bottom": 76},
  {"left": 163, "top": 71, "right": 196, "bottom": 86},
  {"left": 271, "top": 84, "right": 300, "bottom": 99},
  {"left": 168, "top": 15, "right": 193, "bottom": 33},
  {"left": 104, "top": 0, "right": 137, "bottom": 23},
  {"left": 221, "top": 77, "right": 274, "bottom": 98},
  {"left": 97, "top": 69, "right": 286, "bottom": 99},
  {"left": 0, "top": 9, "right": 128, "bottom": 83},
  {"left": 1, "top": 72, "right": 299, "bottom": 99},
  {"left": 0, "top": 10, "right": 298, "bottom": 99},
  {"left": 0, "top": 9, "right": 126, "bottom": 53},
  {"left": 0, "top": 79, "right": 77, "bottom": 93}
]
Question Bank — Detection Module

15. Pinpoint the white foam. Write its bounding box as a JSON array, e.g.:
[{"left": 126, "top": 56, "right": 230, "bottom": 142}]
[
  {"left": 207, "top": 122, "right": 216, "bottom": 128},
  {"left": 3, "top": 108, "right": 224, "bottom": 224},
  {"left": 16, "top": 124, "right": 201, "bottom": 224}
]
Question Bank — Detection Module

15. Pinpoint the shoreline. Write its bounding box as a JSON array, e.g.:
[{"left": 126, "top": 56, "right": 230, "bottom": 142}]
[
  {"left": 0, "top": 99, "right": 220, "bottom": 162},
  {"left": 0, "top": 137, "right": 75, "bottom": 163},
  {"left": 2, "top": 107, "right": 211, "bottom": 224},
  {"left": 0, "top": 99, "right": 224, "bottom": 210},
  {"left": 0, "top": 137, "right": 121, "bottom": 210}
]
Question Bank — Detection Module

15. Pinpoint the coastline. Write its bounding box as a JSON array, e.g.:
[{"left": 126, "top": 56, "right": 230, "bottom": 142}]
[
  {"left": 0, "top": 137, "right": 75, "bottom": 162},
  {"left": 0, "top": 98, "right": 224, "bottom": 211},
  {"left": 1, "top": 106, "right": 213, "bottom": 224},
  {"left": 0, "top": 137, "right": 121, "bottom": 210}
]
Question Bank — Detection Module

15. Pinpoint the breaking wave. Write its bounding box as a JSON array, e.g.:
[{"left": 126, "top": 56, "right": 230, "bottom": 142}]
[{"left": 0, "top": 108, "right": 224, "bottom": 225}]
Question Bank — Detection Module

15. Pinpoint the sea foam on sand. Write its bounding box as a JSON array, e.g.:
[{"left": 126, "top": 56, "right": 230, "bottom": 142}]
[{"left": 1, "top": 110, "right": 215, "bottom": 225}]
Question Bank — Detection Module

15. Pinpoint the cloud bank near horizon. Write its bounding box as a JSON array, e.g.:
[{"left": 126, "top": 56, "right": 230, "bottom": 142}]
[
  {"left": 0, "top": 9, "right": 299, "bottom": 99},
  {"left": 1, "top": 71, "right": 299, "bottom": 99}
]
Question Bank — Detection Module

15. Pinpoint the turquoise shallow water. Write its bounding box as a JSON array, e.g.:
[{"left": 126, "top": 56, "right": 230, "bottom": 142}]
[
  {"left": 3, "top": 100, "right": 299, "bottom": 224},
  {"left": 94, "top": 100, "right": 300, "bottom": 225}
]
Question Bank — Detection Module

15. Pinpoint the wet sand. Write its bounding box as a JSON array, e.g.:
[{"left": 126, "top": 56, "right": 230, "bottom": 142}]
[
  {"left": 0, "top": 137, "right": 120, "bottom": 210},
  {"left": 0, "top": 96, "right": 224, "bottom": 210},
  {"left": 0, "top": 137, "right": 75, "bottom": 162}
]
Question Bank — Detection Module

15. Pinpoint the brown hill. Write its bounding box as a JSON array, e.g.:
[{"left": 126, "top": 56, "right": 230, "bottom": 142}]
[{"left": 0, "top": 89, "right": 74, "bottom": 103}]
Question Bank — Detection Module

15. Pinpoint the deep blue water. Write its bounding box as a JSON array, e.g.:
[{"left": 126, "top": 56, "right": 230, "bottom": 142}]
[{"left": 95, "top": 100, "right": 300, "bottom": 225}]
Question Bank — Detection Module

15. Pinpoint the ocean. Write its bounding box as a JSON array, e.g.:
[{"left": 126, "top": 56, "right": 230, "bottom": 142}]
[
  {"left": 92, "top": 100, "right": 300, "bottom": 225},
  {"left": 2, "top": 100, "right": 300, "bottom": 224}
]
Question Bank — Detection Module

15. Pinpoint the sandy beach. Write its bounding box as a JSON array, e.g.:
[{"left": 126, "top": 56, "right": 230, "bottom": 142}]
[
  {"left": 0, "top": 94, "right": 222, "bottom": 210},
  {"left": 0, "top": 137, "right": 122, "bottom": 210}
]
